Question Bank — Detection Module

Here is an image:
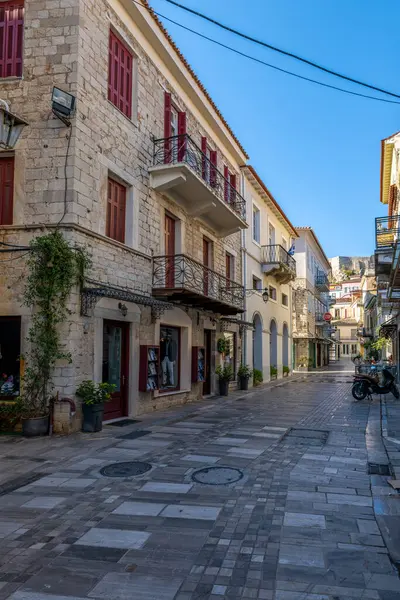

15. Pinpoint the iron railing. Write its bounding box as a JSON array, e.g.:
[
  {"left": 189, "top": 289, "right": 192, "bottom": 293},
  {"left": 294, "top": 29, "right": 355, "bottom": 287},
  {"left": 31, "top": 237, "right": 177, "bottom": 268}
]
[
  {"left": 315, "top": 271, "right": 330, "bottom": 289},
  {"left": 152, "top": 134, "right": 246, "bottom": 220},
  {"left": 315, "top": 312, "right": 325, "bottom": 323},
  {"left": 261, "top": 244, "right": 296, "bottom": 276},
  {"left": 375, "top": 215, "right": 400, "bottom": 249},
  {"left": 152, "top": 254, "right": 244, "bottom": 312}
]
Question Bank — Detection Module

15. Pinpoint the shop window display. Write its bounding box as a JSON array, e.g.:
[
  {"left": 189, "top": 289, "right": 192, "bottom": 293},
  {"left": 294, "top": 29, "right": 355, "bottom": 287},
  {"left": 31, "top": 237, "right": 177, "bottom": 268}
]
[
  {"left": 160, "top": 326, "right": 180, "bottom": 391},
  {"left": 223, "top": 331, "right": 236, "bottom": 377}
]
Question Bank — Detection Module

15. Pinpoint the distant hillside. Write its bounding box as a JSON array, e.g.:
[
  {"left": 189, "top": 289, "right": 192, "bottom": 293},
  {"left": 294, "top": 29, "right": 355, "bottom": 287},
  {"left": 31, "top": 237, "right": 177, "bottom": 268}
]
[{"left": 329, "top": 255, "right": 373, "bottom": 281}]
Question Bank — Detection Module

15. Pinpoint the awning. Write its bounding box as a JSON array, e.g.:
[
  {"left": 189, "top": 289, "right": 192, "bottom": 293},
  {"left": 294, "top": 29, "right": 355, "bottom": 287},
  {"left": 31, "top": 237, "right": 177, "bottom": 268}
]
[{"left": 380, "top": 316, "right": 398, "bottom": 339}]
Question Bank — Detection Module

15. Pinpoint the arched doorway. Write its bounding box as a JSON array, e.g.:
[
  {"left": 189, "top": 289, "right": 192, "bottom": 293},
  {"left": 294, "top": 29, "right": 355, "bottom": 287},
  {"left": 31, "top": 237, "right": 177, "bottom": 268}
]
[
  {"left": 282, "top": 323, "right": 289, "bottom": 368},
  {"left": 270, "top": 319, "right": 277, "bottom": 368},
  {"left": 253, "top": 313, "right": 263, "bottom": 372}
]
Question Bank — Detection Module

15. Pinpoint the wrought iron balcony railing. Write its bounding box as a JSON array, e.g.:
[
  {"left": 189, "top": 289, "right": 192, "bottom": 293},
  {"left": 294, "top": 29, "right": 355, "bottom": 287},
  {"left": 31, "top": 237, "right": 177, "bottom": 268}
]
[
  {"left": 152, "top": 254, "right": 244, "bottom": 314},
  {"left": 315, "top": 271, "right": 330, "bottom": 290},
  {"left": 261, "top": 244, "right": 296, "bottom": 275},
  {"left": 152, "top": 134, "right": 246, "bottom": 220},
  {"left": 375, "top": 215, "right": 400, "bottom": 249},
  {"left": 315, "top": 312, "right": 325, "bottom": 323}
]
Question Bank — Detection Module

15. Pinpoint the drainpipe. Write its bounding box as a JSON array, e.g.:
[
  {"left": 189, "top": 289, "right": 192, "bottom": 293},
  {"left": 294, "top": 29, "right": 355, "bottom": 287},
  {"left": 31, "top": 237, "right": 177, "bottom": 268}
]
[{"left": 241, "top": 170, "right": 247, "bottom": 365}]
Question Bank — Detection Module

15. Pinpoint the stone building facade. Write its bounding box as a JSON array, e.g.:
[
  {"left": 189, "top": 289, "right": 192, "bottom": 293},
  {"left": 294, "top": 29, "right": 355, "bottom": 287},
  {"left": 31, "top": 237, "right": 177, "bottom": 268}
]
[
  {"left": 0, "top": 0, "right": 249, "bottom": 432},
  {"left": 292, "top": 227, "right": 332, "bottom": 370}
]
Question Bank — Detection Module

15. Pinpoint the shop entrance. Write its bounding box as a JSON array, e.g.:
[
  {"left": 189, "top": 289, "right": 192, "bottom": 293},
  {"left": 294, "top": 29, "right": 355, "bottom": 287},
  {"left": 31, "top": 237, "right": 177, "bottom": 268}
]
[
  {"left": 203, "top": 329, "right": 212, "bottom": 395},
  {"left": 102, "top": 320, "right": 129, "bottom": 420}
]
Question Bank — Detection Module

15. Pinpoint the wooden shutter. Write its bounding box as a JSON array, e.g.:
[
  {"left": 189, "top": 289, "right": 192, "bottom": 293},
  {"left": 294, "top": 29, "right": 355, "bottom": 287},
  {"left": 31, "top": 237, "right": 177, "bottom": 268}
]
[
  {"left": 225, "top": 252, "right": 232, "bottom": 281},
  {"left": 0, "top": 156, "right": 14, "bottom": 224},
  {"left": 108, "top": 30, "right": 133, "bottom": 119},
  {"left": 210, "top": 150, "right": 217, "bottom": 187},
  {"left": 106, "top": 178, "right": 126, "bottom": 243},
  {"left": 0, "top": 1, "right": 23, "bottom": 79},
  {"left": 177, "top": 111, "right": 186, "bottom": 161},
  {"left": 163, "top": 92, "right": 172, "bottom": 163},
  {"left": 201, "top": 136, "right": 207, "bottom": 180}
]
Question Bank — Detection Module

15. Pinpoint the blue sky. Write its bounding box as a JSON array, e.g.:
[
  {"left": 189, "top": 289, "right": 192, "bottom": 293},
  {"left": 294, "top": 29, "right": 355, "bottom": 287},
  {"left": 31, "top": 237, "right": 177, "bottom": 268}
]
[{"left": 149, "top": 0, "right": 400, "bottom": 257}]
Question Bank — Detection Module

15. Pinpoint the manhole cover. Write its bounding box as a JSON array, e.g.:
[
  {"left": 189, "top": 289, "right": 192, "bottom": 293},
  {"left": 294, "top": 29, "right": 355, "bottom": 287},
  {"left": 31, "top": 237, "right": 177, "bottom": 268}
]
[
  {"left": 192, "top": 466, "right": 243, "bottom": 485},
  {"left": 100, "top": 461, "right": 152, "bottom": 478}
]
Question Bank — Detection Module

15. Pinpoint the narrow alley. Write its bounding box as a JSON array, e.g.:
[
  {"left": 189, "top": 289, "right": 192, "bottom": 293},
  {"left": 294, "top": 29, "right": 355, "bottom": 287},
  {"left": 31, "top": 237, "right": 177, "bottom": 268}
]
[{"left": 1, "top": 364, "right": 400, "bottom": 600}]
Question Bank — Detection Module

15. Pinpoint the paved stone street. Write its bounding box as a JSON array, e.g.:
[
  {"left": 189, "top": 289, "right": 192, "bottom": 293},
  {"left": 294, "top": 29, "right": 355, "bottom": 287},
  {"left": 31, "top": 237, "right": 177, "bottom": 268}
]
[{"left": 1, "top": 363, "right": 400, "bottom": 600}]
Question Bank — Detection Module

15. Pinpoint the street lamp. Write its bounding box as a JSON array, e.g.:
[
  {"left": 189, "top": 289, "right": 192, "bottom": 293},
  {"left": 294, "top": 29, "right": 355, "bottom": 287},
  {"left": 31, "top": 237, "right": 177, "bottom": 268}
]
[
  {"left": 0, "top": 100, "right": 28, "bottom": 149},
  {"left": 245, "top": 287, "right": 269, "bottom": 303}
]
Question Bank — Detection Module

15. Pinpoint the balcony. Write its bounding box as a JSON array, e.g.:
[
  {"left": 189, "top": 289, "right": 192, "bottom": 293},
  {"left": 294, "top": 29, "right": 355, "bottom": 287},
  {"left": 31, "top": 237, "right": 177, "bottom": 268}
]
[
  {"left": 357, "top": 327, "right": 373, "bottom": 338},
  {"left": 261, "top": 244, "right": 296, "bottom": 283},
  {"left": 315, "top": 312, "right": 328, "bottom": 325},
  {"left": 315, "top": 271, "right": 330, "bottom": 292},
  {"left": 149, "top": 135, "right": 247, "bottom": 237},
  {"left": 152, "top": 254, "right": 244, "bottom": 316},
  {"left": 375, "top": 216, "right": 397, "bottom": 275}
]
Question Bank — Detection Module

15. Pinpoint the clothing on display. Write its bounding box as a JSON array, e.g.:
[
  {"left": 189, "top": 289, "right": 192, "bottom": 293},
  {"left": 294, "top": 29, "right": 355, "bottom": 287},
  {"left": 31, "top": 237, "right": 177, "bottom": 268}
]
[{"left": 160, "top": 326, "right": 179, "bottom": 390}]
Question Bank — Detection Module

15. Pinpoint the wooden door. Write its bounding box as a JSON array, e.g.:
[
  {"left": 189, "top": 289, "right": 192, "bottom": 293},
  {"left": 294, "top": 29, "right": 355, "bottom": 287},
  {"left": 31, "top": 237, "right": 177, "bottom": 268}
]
[
  {"left": 165, "top": 214, "right": 175, "bottom": 288},
  {"left": 102, "top": 320, "right": 129, "bottom": 420},
  {"left": 203, "top": 237, "right": 209, "bottom": 296},
  {"left": 203, "top": 329, "right": 212, "bottom": 395}
]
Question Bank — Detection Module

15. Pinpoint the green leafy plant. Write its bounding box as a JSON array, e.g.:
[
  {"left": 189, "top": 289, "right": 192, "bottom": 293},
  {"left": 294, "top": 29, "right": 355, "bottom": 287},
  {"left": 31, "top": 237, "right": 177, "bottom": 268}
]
[
  {"left": 217, "top": 338, "right": 226, "bottom": 354},
  {"left": 283, "top": 366, "right": 290, "bottom": 375},
  {"left": 237, "top": 364, "right": 253, "bottom": 379},
  {"left": 0, "top": 402, "right": 20, "bottom": 432},
  {"left": 270, "top": 365, "right": 278, "bottom": 377},
  {"left": 372, "top": 337, "right": 387, "bottom": 351},
  {"left": 19, "top": 231, "right": 90, "bottom": 418},
  {"left": 298, "top": 355, "right": 309, "bottom": 368},
  {"left": 253, "top": 368, "right": 263, "bottom": 386},
  {"left": 75, "top": 381, "right": 116, "bottom": 405},
  {"left": 215, "top": 364, "right": 233, "bottom": 381}
]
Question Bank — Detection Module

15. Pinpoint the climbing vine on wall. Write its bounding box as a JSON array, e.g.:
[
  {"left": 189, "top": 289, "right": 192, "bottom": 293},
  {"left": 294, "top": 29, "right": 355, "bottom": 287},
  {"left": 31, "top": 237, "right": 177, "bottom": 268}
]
[{"left": 21, "top": 231, "right": 90, "bottom": 417}]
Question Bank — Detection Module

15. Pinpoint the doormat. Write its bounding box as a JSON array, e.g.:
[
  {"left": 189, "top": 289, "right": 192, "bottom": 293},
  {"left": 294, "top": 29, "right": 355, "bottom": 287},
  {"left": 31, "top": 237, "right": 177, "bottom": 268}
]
[
  {"left": 118, "top": 430, "right": 151, "bottom": 440},
  {"left": 106, "top": 419, "right": 140, "bottom": 427},
  {"left": 368, "top": 462, "right": 392, "bottom": 476}
]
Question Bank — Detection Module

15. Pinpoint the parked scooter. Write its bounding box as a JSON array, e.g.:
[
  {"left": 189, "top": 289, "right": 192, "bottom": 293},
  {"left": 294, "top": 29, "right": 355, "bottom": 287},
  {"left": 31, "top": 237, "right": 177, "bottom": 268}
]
[{"left": 352, "top": 367, "right": 400, "bottom": 401}]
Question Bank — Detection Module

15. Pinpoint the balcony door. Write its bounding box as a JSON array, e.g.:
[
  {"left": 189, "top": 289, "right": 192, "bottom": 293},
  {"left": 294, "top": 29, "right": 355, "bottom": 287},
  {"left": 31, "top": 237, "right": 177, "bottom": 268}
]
[
  {"left": 203, "top": 237, "right": 210, "bottom": 296},
  {"left": 165, "top": 214, "right": 175, "bottom": 288},
  {"left": 102, "top": 320, "right": 129, "bottom": 421}
]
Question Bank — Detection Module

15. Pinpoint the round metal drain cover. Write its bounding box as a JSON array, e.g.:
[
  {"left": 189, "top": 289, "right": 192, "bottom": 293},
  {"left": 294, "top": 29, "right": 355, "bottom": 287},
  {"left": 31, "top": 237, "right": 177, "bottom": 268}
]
[
  {"left": 192, "top": 466, "right": 243, "bottom": 485},
  {"left": 100, "top": 461, "right": 152, "bottom": 478}
]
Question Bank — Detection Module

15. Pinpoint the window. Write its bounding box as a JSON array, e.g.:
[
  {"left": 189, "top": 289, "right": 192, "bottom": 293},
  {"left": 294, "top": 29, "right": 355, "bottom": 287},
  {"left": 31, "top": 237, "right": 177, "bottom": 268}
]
[
  {"left": 335, "top": 309, "right": 339, "bottom": 318},
  {"left": 282, "top": 237, "right": 288, "bottom": 251},
  {"left": 0, "top": 316, "right": 21, "bottom": 398},
  {"left": 0, "top": 156, "right": 14, "bottom": 224},
  {"left": 268, "top": 223, "right": 275, "bottom": 246},
  {"left": 282, "top": 293, "right": 288, "bottom": 307},
  {"left": 269, "top": 285, "right": 277, "bottom": 301},
  {"left": 223, "top": 331, "right": 236, "bottom": 377},
  {"left": 226, "top": 252, "right": 234, "bottom": 281},
  {"left": 252, "top": 205, "right": 260, "bottom": 243},
  {"left": 253, "top": 276, "right": 262, "bottom": 291},
  {"left": 0, "top": 1, "right": 23, "bottom": 79},
  {"left": 351, "top": 329, "right": 357, "bottom": 340},
  {"left": 108, "top": 30, "right": 133, "bottom": 119},
  {"left": 351, "top": 344, "right": 357, "bottom": 355},
  {"left": 160, "top": 325, "right": 180, "bottom": 392},
  {"left": 106, "top": 177, "right": 126, "bottom": 243}
]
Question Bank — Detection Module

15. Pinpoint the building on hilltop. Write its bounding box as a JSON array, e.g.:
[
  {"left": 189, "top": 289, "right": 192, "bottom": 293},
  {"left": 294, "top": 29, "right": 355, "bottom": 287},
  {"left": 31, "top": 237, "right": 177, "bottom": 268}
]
[{"left": 329, "top": 256, "right": 374, "bottom": 282}]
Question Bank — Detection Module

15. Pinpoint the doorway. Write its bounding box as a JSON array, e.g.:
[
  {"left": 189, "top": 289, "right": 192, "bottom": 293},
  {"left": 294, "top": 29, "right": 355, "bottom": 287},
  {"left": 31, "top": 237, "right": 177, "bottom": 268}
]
[
  {"left": 165, "top": 214, "right": 175, "bottom": 288},
  {"left": 203, "top": 329, "right": 212, "bottom": 395},
  {"left": 253, "top": 314, "right": 263, "bottom": 373},
  {"left": 317, "top": 343, "right": 321, "bottom": 367},
  {"left": 282, "top": 323, "right": 289, "bottom": 369},
  {"left": 102, "top": 320, "right": 129, "bottom": 420},
  {"left": 270, "top": 319, "right": 277, "bottom": 369}
]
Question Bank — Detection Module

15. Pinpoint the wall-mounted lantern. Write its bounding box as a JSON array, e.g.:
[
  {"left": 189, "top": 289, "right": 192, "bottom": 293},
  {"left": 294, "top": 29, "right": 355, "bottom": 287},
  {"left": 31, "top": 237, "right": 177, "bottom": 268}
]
[
  {"left": 0, "top": 99, "right": 28, "bottom": 150},
  {"left": 51, "top": 87, "right": 76, "bottom": 127}
]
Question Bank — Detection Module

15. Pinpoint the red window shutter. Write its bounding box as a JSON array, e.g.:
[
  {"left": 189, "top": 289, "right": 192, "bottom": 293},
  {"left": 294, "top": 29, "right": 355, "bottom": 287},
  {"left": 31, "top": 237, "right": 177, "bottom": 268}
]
[
  {"left": 0, "top": 1, "right": 24, "bottom": 79},
  {"left": 0, "top": 156, "right": 14, "bottom": 224},
  {"left": 226, "top": 253, "right": 232, "bottom": 281},
  {"left": 163, "top": 92, "right": 172, "bottom": 163},
  {"left": 210, "top": 150, "right": 217, "bottom": 187},
  {"left": 108, "top": 30, "right": 133, "bottom": 119},
  {"left": 224, "top": 165, "right": 229, "bottom": 202},
  {"left": 106, "top": 178, "right": 126, "bottom": 244},
  {"left": 229, "top": 173, "right": 236, "bottom": 205},
  {"left": 177, "top": 111, "right": 186, "bottom": 161}
]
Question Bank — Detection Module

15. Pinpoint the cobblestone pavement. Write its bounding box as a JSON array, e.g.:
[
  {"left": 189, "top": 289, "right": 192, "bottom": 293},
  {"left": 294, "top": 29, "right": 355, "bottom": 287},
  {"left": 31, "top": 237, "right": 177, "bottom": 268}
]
[{"left": 1, "top": 363, "right": 400, "bottom": 600}]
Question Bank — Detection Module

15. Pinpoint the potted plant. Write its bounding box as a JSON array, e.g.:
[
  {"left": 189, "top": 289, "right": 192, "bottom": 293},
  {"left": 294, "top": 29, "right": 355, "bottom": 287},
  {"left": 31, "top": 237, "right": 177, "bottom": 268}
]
[
  {"left": 297, "top": 356, "right": 309, "bottom": 371},
  {"left": 270, "top": 365, "right": 278, "bottom": 380},
  {"left": 76, "top": 381, "right": 116, "bottom": 433},
  {"left": 283, "top": 366, "right": 290, "bottom": 377},
  {"left": 18, "top": 392, "right": 50, "bottom": 437},
  {"left": 215, "top": 364, "right": 233, "bottom": 396},
  {"left": 253, "top": 368, "right": 263, "bottom": 386},
  {"left": 237, "top": 364, "right": 253, "bottom": 390}
]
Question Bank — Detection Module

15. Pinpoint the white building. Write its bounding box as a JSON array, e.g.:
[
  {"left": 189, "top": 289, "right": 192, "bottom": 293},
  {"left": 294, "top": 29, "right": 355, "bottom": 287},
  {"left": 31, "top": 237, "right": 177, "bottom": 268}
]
[{"left": 241, "top": 166, "right": 297, "bottom": 381}]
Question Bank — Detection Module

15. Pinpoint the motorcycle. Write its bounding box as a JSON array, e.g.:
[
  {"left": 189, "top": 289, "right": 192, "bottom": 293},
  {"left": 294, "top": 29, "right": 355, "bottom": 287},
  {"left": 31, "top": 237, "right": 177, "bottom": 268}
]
[{"left": 352, "top": 367, "right": 400, "bottom": 401}]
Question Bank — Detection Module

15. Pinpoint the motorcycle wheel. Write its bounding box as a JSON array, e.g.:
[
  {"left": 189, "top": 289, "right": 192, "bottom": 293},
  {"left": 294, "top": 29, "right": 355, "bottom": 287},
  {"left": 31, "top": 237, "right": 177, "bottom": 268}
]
[
  {"left": 352, "top": 381, "right": 367, "bottom": 401},
  {"left": 392, "top": 384, "right": 400, "bottom": 399}
]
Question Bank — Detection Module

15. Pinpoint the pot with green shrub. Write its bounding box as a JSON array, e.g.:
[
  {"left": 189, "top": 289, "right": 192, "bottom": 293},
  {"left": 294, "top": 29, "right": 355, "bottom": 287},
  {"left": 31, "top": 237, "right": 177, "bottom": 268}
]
[
  {"left": 270, "top": 365, "right": 278, "bottom": 380},
  {"left": 283, "top": 365, "right": 290, "bottom": 377},
  {"left": 215, "top": 365, "right": 233, "bottom": 396},
  {"left": 237, "top": 364, "right": 253, "bottom": 390},
  {"left": 76, "top": 381, "right": 116, "bottom": 432},
  {"left": 253, "top": 368, "right": 263, "bottom": 386}
]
